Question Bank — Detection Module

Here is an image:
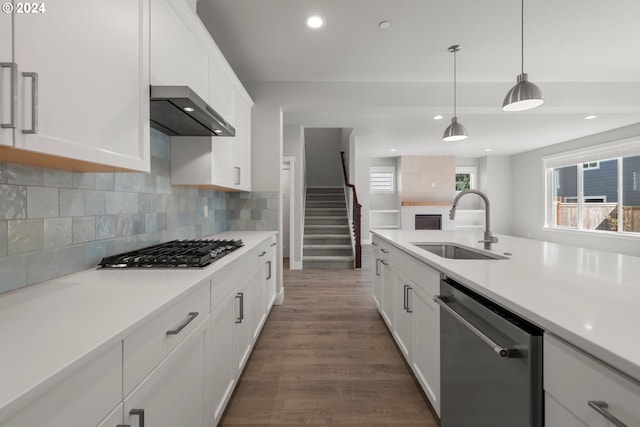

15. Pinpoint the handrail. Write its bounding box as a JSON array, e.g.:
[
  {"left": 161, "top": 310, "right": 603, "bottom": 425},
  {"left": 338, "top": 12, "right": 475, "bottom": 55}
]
[{"left": 340, "top": 151, "right": 362, "bottom": 268}]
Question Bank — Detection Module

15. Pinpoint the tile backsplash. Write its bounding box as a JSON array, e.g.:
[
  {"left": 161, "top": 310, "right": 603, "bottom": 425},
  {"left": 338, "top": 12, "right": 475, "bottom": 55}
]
[{"left": 0, "top": 129, "right": 240, "bottom": 294}]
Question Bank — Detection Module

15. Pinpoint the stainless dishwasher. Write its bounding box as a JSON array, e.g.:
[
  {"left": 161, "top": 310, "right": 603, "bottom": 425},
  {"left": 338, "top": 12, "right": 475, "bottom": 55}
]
[{"left": 434, "top": 278, "right": 543, "bottom": 427}]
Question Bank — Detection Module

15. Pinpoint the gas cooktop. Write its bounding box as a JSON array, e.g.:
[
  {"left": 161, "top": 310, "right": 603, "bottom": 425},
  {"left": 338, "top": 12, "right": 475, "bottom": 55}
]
[{"left": 98, "top": 239, "right": 244, "bottom": 268}]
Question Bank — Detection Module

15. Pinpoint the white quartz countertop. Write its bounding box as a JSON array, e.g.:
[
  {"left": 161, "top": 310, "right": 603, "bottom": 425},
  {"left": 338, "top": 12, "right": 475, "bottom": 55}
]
[
  {"left": 0, "top": 230, "right": 276, "bottom": 422},
  {"left": 371, "top": 229, "right": 640, "bottom": 383}
]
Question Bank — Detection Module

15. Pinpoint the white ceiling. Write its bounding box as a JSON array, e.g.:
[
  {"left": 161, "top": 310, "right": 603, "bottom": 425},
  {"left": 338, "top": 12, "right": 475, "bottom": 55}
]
[{"left": 197, "top": 0, "right": 640, "bottom": 158}]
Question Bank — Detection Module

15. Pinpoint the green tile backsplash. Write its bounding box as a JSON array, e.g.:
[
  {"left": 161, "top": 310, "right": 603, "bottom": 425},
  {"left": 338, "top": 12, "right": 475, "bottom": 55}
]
[{"left": 0, "top": 129, "right": 233, "bottom": 294}]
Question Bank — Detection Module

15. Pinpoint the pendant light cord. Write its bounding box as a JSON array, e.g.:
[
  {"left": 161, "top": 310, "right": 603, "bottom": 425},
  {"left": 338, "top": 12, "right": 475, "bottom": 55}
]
[
  {"left": 521, "top": 0, "right": 524, "bottom": 74},
  {"left": 453, "top": 48, "right": 457, "bottom": 116}
]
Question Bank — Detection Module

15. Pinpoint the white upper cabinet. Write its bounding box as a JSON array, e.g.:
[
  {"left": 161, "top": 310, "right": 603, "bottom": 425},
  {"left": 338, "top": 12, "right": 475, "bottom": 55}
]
[
  {"left": 1, "top": 11, "right": 12, "bottom": 147},
  {"left": 233, "top": 93, "right": 252, "bottom": 191},
  {"left": 4, "top": 0, "right": 150, "bottom": 172},
  {"left": 150, "top": 0, "right": 208, "bottom": 97}
]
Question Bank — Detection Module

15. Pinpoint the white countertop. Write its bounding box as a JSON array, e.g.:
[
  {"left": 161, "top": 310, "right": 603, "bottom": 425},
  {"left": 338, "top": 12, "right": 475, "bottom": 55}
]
[
  {"left": 0, "top": 230, "right": 276, "bottom": 422},
  {"left": 371, "top": 229, "right": 640, "bottom": 383}
]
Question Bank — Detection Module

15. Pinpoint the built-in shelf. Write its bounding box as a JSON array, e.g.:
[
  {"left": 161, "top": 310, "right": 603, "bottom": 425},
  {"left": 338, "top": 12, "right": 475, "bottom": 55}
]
[
  {"left": 453, "top": 209, "right": 485, "bottom": 229},
  {"left": 370, "top": 210, "right": 400, "bottom": 229}
]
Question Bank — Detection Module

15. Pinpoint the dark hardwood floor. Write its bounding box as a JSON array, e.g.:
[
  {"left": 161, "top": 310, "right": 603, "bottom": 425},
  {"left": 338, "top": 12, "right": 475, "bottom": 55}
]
[{"left": 219, "top": 248, "right": 439, "bottom": 426}]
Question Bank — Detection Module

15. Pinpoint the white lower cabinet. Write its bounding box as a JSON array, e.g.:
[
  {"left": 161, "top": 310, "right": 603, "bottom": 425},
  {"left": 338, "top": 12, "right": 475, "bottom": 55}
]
[
  {"left": 209, "top": 296, "right": 236, "bottom": 425},
  {"left": 373, "top": 237, "right": 441, "bottom": 416},
  {"left": 411, "top": 285, "right": 440, "bottom": 416},
  {"left": 392, "top": 268, "right": 413, "bottom": 360},
  {"left": 124, "top": 316, "right": 210, "bottom": 427},
  {"left": 544, "top": 334, "right": 640, "bottom": 427}
]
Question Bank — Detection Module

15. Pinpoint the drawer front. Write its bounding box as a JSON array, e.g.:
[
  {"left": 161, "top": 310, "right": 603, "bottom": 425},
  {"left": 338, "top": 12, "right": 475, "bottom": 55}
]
[
  {"left": 392, "top": 249, "right": 440, "bottom": 296},
  {"left": 2, "top": 343, "right": 122, "bottom": 427},
  {"left": 544, "top": 334, "right": 640, "bottom": 427},
  {"left": 123, "top": 280, "right": 210, "bottom": 396}
]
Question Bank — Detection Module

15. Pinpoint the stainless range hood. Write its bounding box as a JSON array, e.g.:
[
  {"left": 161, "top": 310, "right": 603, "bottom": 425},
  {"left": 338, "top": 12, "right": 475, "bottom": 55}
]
[{"left": 150, "top": 86, "right": 235, "bottom": 137}]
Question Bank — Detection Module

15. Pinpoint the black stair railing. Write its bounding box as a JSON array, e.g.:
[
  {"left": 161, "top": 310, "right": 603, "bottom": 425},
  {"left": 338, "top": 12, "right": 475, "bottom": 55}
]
[{"left": 340, "top": 151, "right": 362, "bottom": 268}]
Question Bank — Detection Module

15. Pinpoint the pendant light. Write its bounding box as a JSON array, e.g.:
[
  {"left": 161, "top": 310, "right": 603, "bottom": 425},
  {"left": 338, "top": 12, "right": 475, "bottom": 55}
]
[
  {"left": 502, "top": 0, "right": 544, "bottom": 111},
  {"left": 443, "top": 44, "right": 468, "bottom": 141}
]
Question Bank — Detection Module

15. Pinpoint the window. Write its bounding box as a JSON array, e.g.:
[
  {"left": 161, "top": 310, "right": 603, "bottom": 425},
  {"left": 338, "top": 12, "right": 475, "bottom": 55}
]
[
  {"left": 370, "top": 166, "right": 395, "bottom": 193},
  {"left": 544, "top": 139, "right": 640, "bottom": 235},
  {"left": 455, "top": 166, "right": 477, "bottom": 192}
]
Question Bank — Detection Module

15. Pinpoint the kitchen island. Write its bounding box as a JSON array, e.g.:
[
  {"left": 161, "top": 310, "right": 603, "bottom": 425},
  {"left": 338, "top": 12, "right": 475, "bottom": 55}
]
[{"left": 372, "top": 228, "right": 640, "bottom": 426}]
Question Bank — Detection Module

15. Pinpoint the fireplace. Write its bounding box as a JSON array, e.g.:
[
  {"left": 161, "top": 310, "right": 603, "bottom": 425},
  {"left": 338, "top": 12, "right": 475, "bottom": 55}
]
[{"left": 415, "top": 214, "right": 442, "bottom": 230}]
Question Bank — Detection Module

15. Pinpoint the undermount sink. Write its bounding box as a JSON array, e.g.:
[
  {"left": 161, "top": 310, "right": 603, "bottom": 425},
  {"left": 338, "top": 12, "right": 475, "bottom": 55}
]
[{"left": 412, "top": 243, "right": 508, "bottom": 260}]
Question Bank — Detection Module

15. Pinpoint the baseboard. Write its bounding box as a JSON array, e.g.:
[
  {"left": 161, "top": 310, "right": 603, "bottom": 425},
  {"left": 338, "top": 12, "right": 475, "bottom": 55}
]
[
  {"left": 289, "top": 260, "right": 303, "bottom": 270},
  {"left": 275, "top": 288, "right": 285, "bottom": 305}
]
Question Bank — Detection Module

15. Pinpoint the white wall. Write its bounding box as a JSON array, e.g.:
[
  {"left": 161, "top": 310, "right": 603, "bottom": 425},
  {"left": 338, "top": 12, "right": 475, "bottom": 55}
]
[
  {"left": 283, "top": 124, "right": 305, "bottom": 269},
  {"left": 478, "top": 155, "right": 513, "bottom": 235},
  {"left": 511, "top": 122, "right": 640, "bottom": 256},
  {"left": 304, "top": 128, "right": 344, "bottom": 186}
]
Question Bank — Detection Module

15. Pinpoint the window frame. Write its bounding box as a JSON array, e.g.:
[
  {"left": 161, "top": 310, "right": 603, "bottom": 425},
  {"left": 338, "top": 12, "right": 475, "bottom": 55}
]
[
  {"left": 543, "top": 137, "right": 640, "bottom": 237},
  {"left": 369, "top": 166, "right": 396, "bottom": 194},
  {"left": 455, "top": 166, "right": 477, "bottom": 193}
]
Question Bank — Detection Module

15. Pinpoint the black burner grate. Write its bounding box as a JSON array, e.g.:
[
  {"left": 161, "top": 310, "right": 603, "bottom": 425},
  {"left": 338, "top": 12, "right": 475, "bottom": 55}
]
[{"left": 99, "top": 239, "right": 244, "bottom": 268}]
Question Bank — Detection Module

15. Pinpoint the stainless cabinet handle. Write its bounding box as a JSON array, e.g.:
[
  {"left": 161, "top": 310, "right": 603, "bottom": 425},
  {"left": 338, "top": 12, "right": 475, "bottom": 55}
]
[
  {"left": 235, "top": 292, "right": 244, "bottom": 323},
  {"left": 166, "top": 312, "right": 198, "bottom": 335},
  {"left": 266, "top": 260, "right": 272, "bottom": 280},
  {"left": 375, "top": 258, "right": 381, "bottom": 276},
  {"left": 1, "top": 62, "right": 17, "bottom": 129},
  {"left": 22, "top": 72, "right": 38, "bottom": 134},
  {"left": 588, "top": 401, "right": 629, "bottom": 427},
  {"left": 434, "top": 295, "right": 518, "bottom": 358},
  {"left": 403, "top": 284, "right": 409, "bottom": 310},
  {"left": 130, "top": 409, "right": 144, "bottom": 427},
  {"left": 270, "top": 242, "right": 277, "bottom": 247},
  {"left": 380, "top": 260, "right": 389, "bottom": 266},
  {"left": 381, "top": 248, "right": 389, "bottom": 254},
  {"left": 258, "top": 251, "right": 266, "bottom": 257},
  {"left": 372, "top": 241, "right": 378, "bottom": 246},
  {"left": 404, "top": 285, "right": 413, "bottom": 313},
  {"left": 235, "top": 166, "right": 241, "bottom": 185},
  {"left": 116, "top": 425, "right": 131, "bottom": 427}
]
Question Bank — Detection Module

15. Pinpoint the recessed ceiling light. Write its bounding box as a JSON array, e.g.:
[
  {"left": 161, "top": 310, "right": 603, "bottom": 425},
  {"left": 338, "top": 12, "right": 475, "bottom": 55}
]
[
  {"left": 183, "top": 107, "right": 195, "bottom": 112},
  {"left": 390, "top": 148, "right": 397, "bottom": 152},
  {"left": 305, "top": 15, "right": 325, "bottom": 29},
  {"left": 485, "top": 148, "right": 492, "bottom": 152},
  {"left": 433, "top": 115, "right": 443, "bottom": 120},
  {"left": 379, "top": 21, "right": 391, "bottom": 30},
  {"left": 584, "top": 115, "right": 597, "bottom": 120}
]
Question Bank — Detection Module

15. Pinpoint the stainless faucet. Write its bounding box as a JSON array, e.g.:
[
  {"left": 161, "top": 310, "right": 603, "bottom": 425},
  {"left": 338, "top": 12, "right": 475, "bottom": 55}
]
[{"left": 449, "top": 189, "right": 499, "bottom": 250}]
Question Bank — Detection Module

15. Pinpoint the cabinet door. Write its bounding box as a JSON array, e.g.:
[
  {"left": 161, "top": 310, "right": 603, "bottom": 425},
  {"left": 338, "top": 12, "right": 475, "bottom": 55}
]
[
  {"left": 13, "top": 0, "right": 150, "bottom": 172},
  {"left": 392, "top": 269, "right": 413, "bottom": 360},
  {"left": 249, "top": 259, "right": 266, "bottom": 341},
  {"left": 208, "top": 54, "right": 235, "bottom": 127},
  {"left": 232, "top": 285, "right": 252, "bottom": 375},
  {"left": 379, "top": 258, "right": 394, "bottom": 328},
  {"left": 412, "top": 285, "right": 440, "bottom": 416},
  {"left": 210, "top": 296, "right": 236, "bottom": 425},
  {"left": 232, "top": 94, "right": 252, "bottom": 191},
  {"left": 124, "top": 317, "right": 208, "bottom": 427},
  {"left": 0, "top": 11, "right": 12, "bottom": 147},
  {"left": 264, "top": 241, "right": 277, "bottom": 310}
]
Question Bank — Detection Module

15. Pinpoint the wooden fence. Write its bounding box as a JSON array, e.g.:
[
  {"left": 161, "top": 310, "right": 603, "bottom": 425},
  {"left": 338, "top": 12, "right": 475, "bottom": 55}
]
[{"left": 556, "top": 202, "right": 640, "bottom": 232}]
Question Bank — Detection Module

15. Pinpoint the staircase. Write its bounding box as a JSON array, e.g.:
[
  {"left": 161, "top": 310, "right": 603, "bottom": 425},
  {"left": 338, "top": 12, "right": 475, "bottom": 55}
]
[{"left": 303, "top": 187, "right": 355, "bottom": 269}]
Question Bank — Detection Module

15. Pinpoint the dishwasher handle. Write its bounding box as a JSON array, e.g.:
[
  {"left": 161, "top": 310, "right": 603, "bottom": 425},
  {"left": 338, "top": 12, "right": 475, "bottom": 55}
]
[{"left": 434, "top": 295, "right": 519, "bottom": 359}]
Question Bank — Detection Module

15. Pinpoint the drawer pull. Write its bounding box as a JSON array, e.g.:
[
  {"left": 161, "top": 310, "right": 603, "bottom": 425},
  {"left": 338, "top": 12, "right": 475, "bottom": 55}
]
[
  {"left": 381, "top": 248, "right": 389, "bottom": 254},
  {"left": 372, "top": 241, "right": 378, "bottom": 246},
  {"left": 588, "top": 401, "right": 628, "bottom": 427},
  {"left": 235, "top": 292, "right": 244, "bottom": 324},
  {"left": 258, "top": 251, "right": 266, "bottom": 257},
  {"left": 166, "top": 312, "right": 198, "bottom": 335},
  {"left": 270, "top": 242, "right": 277, "bottom": 247},
  {"left": 22, "top": 72, "right": 38, "bottom": 134},
  {"left": 380, "top": 260, "right": 389, "bottom": 266},
  {"left": 130, "top": 409, "right": 145, "bottom": 427}
]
